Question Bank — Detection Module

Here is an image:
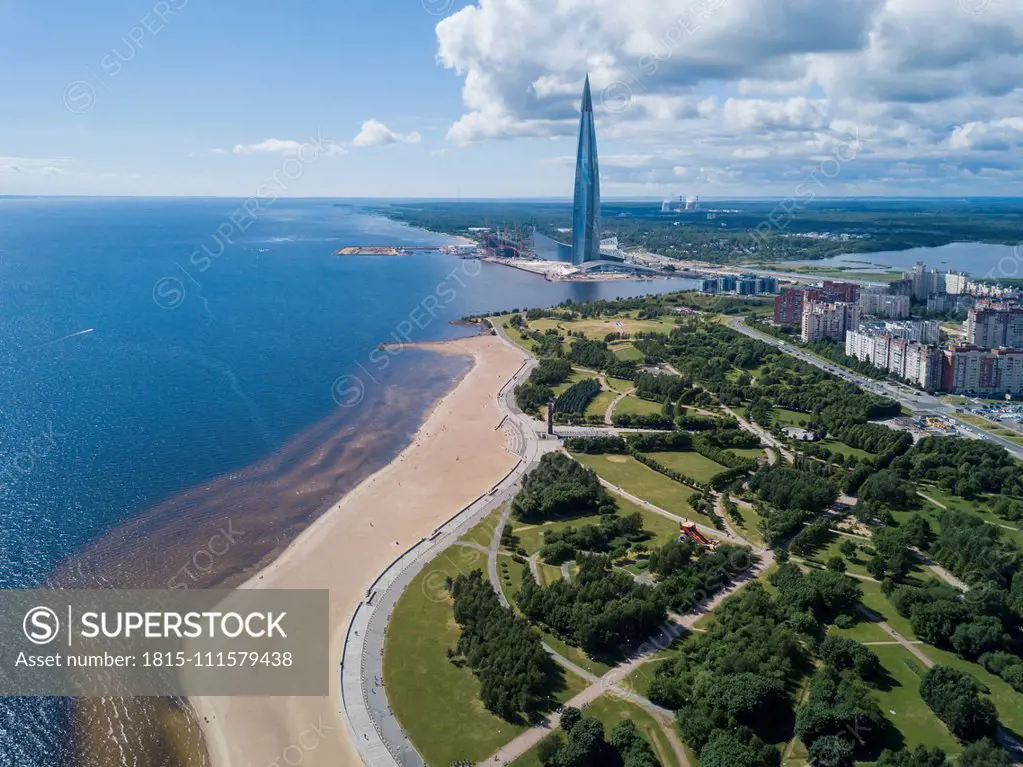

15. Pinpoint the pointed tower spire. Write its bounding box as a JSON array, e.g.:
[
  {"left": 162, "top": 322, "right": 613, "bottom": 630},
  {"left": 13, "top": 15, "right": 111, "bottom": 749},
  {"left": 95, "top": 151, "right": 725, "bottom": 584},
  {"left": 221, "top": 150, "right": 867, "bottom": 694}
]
[
  {"left": 571, "top": 74, "right": 601, "bottom": 266},
  {"left": 581, "top": 74, "right": 593, "bottom": 113}
]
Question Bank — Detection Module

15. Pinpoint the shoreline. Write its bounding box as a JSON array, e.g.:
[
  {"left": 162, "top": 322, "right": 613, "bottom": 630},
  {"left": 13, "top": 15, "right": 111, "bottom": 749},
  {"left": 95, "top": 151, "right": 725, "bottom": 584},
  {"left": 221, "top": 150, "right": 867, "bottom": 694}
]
[{"left": 191, "top": 333, "right": 527, "bottom": 767}]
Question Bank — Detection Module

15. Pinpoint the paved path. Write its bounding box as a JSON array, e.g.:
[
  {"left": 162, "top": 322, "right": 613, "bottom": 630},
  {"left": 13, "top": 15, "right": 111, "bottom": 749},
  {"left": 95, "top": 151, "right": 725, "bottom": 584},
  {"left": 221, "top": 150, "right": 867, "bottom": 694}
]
[
  {"left": 342, "top": 322, "right": 546, "bottom": 767},
  {"left": 597, "top": 477, "right": 740, "bottom": 547},
  {"left": 484, "top": 550, "right": 771, "bottom": 766},
  {"left": 605, "top": 386, "right": 635, "bottom": 425}
]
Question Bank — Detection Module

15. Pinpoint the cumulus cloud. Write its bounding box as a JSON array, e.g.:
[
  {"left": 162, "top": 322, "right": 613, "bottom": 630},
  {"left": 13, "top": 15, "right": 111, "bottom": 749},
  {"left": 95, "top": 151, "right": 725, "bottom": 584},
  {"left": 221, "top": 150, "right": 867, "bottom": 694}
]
[
  {"left": 350, "top": 119, "right": 422, "bottom": 148},
  {"left": 434, "top": 0, "right": 1023, "bottom": 193}
]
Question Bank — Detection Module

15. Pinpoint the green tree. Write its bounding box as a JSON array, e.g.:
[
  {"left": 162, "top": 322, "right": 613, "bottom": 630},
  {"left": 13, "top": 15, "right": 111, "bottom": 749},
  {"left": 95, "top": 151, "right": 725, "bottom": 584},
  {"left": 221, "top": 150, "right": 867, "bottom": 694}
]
[
  {"left": 919, "top": 666, "right": 999, "bottom": 741},
  {"left": 961, "top": 738, "right": 1011, "bottom": 767},
  {"left": 808, "top": 735, "right": 854, "bottom": 767}
]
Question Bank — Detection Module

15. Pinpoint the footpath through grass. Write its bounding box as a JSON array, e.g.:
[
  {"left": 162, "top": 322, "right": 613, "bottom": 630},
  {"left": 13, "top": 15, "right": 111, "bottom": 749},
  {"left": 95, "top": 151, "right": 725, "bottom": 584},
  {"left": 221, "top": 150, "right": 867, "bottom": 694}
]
[{"left": 572, "top": 453, "right": 712, "bottom": 527}]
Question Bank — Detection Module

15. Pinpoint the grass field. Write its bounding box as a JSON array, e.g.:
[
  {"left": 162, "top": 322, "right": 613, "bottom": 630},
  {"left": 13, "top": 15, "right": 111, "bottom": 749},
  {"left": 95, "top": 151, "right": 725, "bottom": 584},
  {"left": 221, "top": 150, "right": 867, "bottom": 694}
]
[
  {"left": 729, "top": 502, "right": 766, "bottom": 548},
  {"left": 508, "top": 492, "right": 678, "bottom": 565},
  {"left": 607, "top": 376, "right": 635, "bottom": 393},
  {"left": 529, "top": 316, "right": 677, "bottom": 339},
  {"left": 818, "top": 437, "right": 875, "bottom": 460},
  {"left": 586, "top": 388, "right": 617, "bottom": 419},
  {"left": 614, "top": 395, "right": 665, "bottom": 417},
  {"left": 611, "top": 343, "right": 644, "bottom": 362},
  {"left": 729, "top": 447, "right": 766, "bottom": 461},
  {"left": 647, "top": 451, "right": 727, "bottom": 484},
  {"left": 385, "top": 546, "right": 593, "bottom": 766},
  {"left": 802, "top": 532, "right": 876, "bottom": 579},
  {"left": 538, "top": 561, "right": 564, "bottom": 586},
  {"left": 857, "top": 578, "right": 918, "bottom": 641},
  {"left": 584, "top": 696, "right": 684, "bottom": 767},
  {"left": 458, "top": 507, "right": 503, "bottom": 548},
  {"left": 384, "top": 549, "right": 530, "bottom": 765},
  {"left": 916, "top": 485, "right": 1023, "bottom": 549},
  {"left": 869, "top": 645, "right": 961, "bottom": 756},
  {"left": 497, "top": 553, "right": 527, "bottom": 602},
  {"left": 572, "top": 454, "right": 711, "bottom": 527},
  {"left": 770, "top": 407, "right": 814, "bottom": 427}
]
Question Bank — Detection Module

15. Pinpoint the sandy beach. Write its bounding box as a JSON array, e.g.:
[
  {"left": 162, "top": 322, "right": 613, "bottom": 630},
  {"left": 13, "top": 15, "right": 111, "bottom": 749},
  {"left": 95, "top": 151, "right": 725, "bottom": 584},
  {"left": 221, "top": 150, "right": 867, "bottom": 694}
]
[{"left": 192, "top": 333, "right": 526, "bottom": 767}]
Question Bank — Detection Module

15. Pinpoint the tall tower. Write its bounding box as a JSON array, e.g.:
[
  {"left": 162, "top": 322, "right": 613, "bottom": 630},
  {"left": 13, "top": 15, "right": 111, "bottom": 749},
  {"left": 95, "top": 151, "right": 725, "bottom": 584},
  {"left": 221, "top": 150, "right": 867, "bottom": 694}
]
[{"left": 571, "top": 75, "right": 601, "bottom": 266}]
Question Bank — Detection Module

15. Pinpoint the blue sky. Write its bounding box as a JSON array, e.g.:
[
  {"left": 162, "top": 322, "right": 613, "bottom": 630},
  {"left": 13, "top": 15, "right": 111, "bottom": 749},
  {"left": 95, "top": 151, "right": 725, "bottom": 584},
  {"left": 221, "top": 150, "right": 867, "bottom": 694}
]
[{"left": 3, "top": 0, "right": 1023, "bottom": 198}]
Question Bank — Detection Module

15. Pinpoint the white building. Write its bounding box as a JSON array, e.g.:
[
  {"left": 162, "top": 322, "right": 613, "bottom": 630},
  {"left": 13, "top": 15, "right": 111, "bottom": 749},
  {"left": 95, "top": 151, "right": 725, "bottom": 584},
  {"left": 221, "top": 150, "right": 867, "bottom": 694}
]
[
  {"left": 946, "top": 271, "right": 969, "bottom": 295},
  {"left": 859, "top": 290, "right": 910, "bottom": 319},
  {"left": 803, "top": 301, "right": 860, "bottom": 343}
]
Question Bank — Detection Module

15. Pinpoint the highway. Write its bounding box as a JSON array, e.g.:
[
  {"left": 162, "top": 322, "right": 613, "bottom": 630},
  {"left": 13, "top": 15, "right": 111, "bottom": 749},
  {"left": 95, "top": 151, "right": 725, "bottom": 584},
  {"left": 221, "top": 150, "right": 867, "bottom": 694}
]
[{"left": 726, "top": 316, "right": 1023, "bottom": 462}]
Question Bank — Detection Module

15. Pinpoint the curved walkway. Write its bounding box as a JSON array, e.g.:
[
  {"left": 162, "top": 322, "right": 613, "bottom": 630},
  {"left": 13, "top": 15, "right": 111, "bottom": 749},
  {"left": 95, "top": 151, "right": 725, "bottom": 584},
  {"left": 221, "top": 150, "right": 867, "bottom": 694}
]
[{"left": 340, "top": 330, "right": 543, "bottom": 767}]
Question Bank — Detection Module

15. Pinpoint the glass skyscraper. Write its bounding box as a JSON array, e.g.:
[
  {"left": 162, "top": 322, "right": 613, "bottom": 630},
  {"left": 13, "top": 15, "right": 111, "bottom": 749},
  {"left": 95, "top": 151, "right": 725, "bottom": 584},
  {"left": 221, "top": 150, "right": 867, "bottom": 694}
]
[{"left": 571, "top": 76, "right": 601, "bottom": 266}]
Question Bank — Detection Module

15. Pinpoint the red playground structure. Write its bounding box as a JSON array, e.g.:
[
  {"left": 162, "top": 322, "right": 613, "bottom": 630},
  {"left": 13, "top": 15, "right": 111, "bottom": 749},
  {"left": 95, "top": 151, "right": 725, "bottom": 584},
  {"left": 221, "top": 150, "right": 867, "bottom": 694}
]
[{"left": 679, "top": 520, "right": 718, "bottom": 551}]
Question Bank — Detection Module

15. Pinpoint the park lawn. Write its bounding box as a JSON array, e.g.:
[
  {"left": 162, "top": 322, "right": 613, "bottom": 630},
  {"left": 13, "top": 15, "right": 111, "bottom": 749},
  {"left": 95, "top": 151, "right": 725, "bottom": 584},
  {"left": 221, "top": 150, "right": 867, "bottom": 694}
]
[
  {"left": 511, "top": 512, "right": 610, "bottom": 556},
  {"left": 770, "top": 407, "right": 813, "bottom": 427},
  {"left": 584, "top": 695, "right": 683, "bottom": 767},
  {"left": 509, "top": 493, "right": 678, "bottom": 559},
  {"left": 729, "top": 447, "right": 766, "bottom": 462},
  {"left": 586, "top": 388, "right": 618, "bottom": 419},
  {"left": 648, "top": 451, "right": 727, "bottom": 484},
  {"left": 828, "top": 615, "right": 893, "bottom": 644},
  {"left": 552, "top": 370, "right": 599, "bottom": 397},
  {"left": 804, "top": 533, "right": 876, "bottom": 579},
  {"left": 918, "top": 485, "right": 1023, "bottom": 549},
  {"left": 614, "top": 395, "right": 665, "bottom": 417},
  {"left": 612, "top": 492, "right": 681, "bottom": 549},
  {"left": 539, "top": 629, "right": 613, "bottom": 677},
  {"left": 458, "top": 507, "right": 503, "bottom": 548},
  {"left": 607, "top": 376, "right": 635, "bottom": 393},
  {"left": 923, "top": 645, "right": 1023, "bottom": 737},
  {"left": 384, "top": 550, "right": 530, "bottom": 765},
  {"left": 531, "top": 316, "right": 672, "bottom": 339},
  {"left": 866, "top": 645, "right": 962, "bottom": 757},
  {"left": 858, "top": 578, "right": 918, "bottom": 641},
  {"left": 612, "top": 344, "right": 645, "bottom": 362},
  {"left": 499, "top": 317, "right": 536, "bottom": 353},
  {"left": 572, "top": 454, "right": 713, "bottom": 527},
  {"left": 818, "top": 437, "right": 874, "bottom": 460},
  {"left": 729, "top": 503, "right": 766, "bottom": 549},
  {"left": 539, "top": 562, "right": 565, "bottom": 586},
  {"left": 497, "top": 554, "right": 528, "bottom": 603}
]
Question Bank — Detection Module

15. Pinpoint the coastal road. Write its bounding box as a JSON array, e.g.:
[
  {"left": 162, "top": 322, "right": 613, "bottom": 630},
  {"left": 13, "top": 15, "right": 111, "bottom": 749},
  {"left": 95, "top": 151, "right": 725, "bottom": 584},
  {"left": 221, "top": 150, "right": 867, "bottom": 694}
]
[
  {"left": 343, "top": 322, "right": 558, "bottom": 767},
  {"left": 726, "top": 316, "right": 1023, "bottom": 461}
]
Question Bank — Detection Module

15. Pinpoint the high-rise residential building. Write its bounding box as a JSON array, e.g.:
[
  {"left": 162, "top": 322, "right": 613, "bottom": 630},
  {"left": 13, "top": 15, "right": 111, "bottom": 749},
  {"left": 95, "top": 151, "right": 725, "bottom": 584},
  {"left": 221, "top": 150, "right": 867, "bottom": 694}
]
[
  {"left": 909, "top": 262, "right": 946, "bottom": 300},
  {"left": 944, "top": 345, "right": 1023, "bottom": 396},
  {"left": 802, "top": 301, "right": 859, "bottom": 343},
  {"left": 888, "top": 277, "right": 915, "bottom": 297},
  {"left": 845, "top": 327, "right": 944, "bottom": 390},
  {"left": 859, "top": 290, "right": 910, "bottom": 319},
  {"left": 822, "top": 281, "right": 858, "bottom": 303},
  {"left": 946, "top": 271, "right": 969, "bottom": 295},
  {"left": 775, "top": 287, "right": 818, "bottom": 325},
  {"left": 966, "top": 303, "right": 1023, "bottom": 349},
  {"left": 571, "top": 76, "right": 601, "bottom": 266}
]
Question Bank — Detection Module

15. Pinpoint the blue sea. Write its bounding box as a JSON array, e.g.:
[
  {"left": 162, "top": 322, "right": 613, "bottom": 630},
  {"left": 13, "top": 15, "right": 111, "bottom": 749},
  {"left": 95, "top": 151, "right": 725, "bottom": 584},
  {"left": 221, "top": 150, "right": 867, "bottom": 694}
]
[{"left": 0, "top": 197, "right": 697, "bottom": 764}]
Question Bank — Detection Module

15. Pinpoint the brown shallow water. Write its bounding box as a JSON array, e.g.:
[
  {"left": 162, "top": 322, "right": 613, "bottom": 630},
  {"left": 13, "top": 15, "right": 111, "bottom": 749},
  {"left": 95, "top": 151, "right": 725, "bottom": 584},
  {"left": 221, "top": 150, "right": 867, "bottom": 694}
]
[{"left": 46, "top": 349, "right": 471, "bottom": 767}]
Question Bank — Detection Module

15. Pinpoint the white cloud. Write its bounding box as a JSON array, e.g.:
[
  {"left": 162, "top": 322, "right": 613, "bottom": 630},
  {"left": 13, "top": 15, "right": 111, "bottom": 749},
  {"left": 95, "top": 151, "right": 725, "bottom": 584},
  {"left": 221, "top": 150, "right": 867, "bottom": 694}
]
[
  {"left": 230, "top": 137, "right": 347, "bottom": 157},
  {"left": 433, "top": 0, "right": 1023, "bottom": 193},
  {"left": 350, "top": 119, "right": 422, "bottom": 148}
]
